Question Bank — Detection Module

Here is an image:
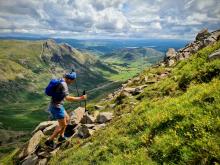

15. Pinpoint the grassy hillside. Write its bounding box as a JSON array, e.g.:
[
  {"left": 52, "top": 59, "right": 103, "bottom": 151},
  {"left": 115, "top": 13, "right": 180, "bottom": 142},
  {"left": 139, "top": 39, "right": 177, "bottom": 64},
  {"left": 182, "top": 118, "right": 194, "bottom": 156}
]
[{"left": 49, "top": 41, "right": 220, "bottom": 164}]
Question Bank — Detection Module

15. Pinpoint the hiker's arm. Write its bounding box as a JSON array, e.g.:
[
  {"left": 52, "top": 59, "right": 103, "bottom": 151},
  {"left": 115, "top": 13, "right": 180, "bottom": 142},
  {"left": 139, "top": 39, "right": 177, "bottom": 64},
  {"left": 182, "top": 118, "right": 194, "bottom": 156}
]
[{"left": 65, "top": 95, "right": 87, "bottom": 102}]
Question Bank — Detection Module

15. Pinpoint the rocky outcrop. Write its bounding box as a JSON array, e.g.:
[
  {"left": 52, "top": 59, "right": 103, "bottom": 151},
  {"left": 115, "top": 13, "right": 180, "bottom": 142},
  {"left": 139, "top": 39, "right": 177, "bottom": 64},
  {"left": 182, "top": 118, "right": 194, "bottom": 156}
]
[
  {"left": 70, "top": 107, "right": 85, "bottom": 124},
  {"left": 80, "top": 113, "right": 96, "bottom": 124},
  {"left": 164, "top": 48, "right": 177, "bottom": 66},
  {"left": 32, "top": 121, "right": 57, "bottom": 135},
  {"left": 208, "top": 49, "right": 220, "bottom": 60},
  {"left": 16, "top": 107, "right": 114, "bottom": 164},
  {"left": 96, "top": 112, "right": 114, "bottom": 124},
  {"left": 164, "top": 28, "right": 220, "bottom": 66},
  {"left": 195, "top": 28, "right": 211, "bottom": 41},
  {"left": 19, "top": 131, "right": 45, "bottom": 160}
]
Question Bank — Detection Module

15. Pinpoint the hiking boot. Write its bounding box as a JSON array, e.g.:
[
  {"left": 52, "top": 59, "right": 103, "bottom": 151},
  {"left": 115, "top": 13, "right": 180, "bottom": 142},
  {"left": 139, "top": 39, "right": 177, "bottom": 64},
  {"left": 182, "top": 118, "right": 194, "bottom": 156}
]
[
  {"left": 58, "top": 136, "right": 67, "bottom": 143},
  {"left": 45, "top": 140, "right": 55, "bottom": 149}
]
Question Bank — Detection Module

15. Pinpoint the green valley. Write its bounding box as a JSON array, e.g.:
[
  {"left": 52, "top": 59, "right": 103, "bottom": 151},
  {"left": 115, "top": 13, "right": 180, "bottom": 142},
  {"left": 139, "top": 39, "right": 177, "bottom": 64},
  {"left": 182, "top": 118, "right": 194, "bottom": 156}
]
[{"left": 0, "top": 39, "right": 164, "bottom": 157}]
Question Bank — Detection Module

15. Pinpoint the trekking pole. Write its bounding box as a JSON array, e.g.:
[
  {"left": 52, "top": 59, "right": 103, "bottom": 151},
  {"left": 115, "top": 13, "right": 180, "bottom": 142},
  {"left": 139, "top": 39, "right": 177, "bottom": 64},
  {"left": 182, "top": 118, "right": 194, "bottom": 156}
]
[
  {"left": 83, "top": 90, "right": 87, "bottom": 112},
  {"left": 83, "top": 90, "right": 88, "bottom": 124}
]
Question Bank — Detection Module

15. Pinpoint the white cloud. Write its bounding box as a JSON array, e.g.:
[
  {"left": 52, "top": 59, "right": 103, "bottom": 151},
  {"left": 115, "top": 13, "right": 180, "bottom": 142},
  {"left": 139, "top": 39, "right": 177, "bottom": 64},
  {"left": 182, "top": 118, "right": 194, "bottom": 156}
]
[
  {"left": 0, "top": 0, "right": 219, "bottom": 39},
  {"left": 150, "top": 22, "right": 162, "bottom": 30}
]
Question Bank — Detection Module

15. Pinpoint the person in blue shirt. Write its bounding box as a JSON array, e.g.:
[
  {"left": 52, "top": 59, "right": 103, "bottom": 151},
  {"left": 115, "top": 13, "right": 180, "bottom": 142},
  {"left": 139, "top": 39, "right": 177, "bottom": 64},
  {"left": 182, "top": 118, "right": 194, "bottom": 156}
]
[{"left": 45, "top": 71, "right": 87, "bottom": 148}]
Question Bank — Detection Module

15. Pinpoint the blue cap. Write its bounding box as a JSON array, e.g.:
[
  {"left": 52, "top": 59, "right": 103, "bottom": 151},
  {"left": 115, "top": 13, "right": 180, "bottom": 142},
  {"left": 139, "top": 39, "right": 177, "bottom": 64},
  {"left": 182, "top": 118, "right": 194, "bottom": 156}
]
[{"left": 65, "top": 72, "right": 77, "bottom": 80}]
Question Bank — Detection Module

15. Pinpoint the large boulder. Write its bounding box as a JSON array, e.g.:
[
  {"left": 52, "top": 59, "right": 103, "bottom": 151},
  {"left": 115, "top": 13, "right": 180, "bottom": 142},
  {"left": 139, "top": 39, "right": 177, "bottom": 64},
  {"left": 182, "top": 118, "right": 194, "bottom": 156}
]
[
  {"left": 70, "top": 107, "right": 85, "bottom": 124},
  {"left": 164, "top": 48, "right": 176, "bottom": 66},
  {"left": 93, "top": 124, "right": 106, "bottom": 130},
  {"left": 42, "top": 123, "right": 57, "bottom": 135},
  {"left": 208, "top": 49, "right": 220, "bottom": 61},
  {"left": 195, "top": 28, "right": 211, "bottom": 41},
  {"left": 123, "top": 87, "right": 142, "bottom": 95},
  {"left": 165, "top": 48, "right": 177, "bottom": 59},
  {"left": 21, "top": 154, "right": 38, "bottom": 165},
  {"left": 80, "top": 114, "right": 96, "bottom": 124},
  {"left": 77, "top": 125, "right": 95, "bottom": 138},
  {"left": 37, "top": 158, "right": 48, "bottom": 165},
  {"left": 32, "top": 121, "right": 57, "bottom": 135},
  {"left": 96, "top": 112, "right": 113, "bottom": 123},
  {"left": 19, "top": 131, "right": 44, "bottom": 159}
]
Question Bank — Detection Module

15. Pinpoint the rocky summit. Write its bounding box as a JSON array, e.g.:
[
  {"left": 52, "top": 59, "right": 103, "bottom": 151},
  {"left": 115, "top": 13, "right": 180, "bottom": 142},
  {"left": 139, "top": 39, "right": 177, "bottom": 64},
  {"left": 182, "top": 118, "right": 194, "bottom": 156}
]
[{"left": 163, "top": 28, "right": 220, "bottom": 66}]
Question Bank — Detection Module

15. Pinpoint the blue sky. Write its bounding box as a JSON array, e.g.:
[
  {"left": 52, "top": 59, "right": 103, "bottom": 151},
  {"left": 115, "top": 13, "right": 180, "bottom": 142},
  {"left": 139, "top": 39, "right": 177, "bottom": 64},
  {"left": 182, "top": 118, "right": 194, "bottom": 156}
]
[{"left": 0, "top": 0, "right": 219, "bottom": 39}]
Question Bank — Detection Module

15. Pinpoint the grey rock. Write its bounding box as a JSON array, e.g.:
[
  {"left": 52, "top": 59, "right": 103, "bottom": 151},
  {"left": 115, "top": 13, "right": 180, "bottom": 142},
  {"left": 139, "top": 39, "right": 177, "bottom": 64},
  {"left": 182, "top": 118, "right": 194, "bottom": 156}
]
[
  {"left": 32, "top": 121, "right": 57, "bottom": 135},
  {"left": 123, "top": 87, "right": 141, "bottom": 95},
  {"left": 165, "top": 48, "right": 177, "bottom": 59},
  {"left": 204, "top": 35, "right": 217, "bottom": 46},
  {"left": 19, "top": 131, "right": 44, "bottom": 159},
  {"left": 42, "top": 123, "right": 57, "bottom": 135},
  {"left": 195, "top": 28, "right": 210, "bottom": 41},
  {"left": 77, "top": 125, "right": 95, "bottom": 138},
  {"left": 84, "top": 124, "right": 96, "bottom": 129},
  {"left": 21, "top": 154, "right": 38, "bottom": 165},
  {"left": 37, "top": 151, "right": 51, "bottom": 158},
  {"left": 211, "top": 30, "right": 220, "bottom": 40},
  {"left": 137, "top": 85, "right": 148, "bottom": 90},
  {"left": 182, "top": 51, "right": 191, "bottom": 59},
  {"left": 93, "top": 124, "right": 106, "bottom": 130},
  {"left": 37, "top": 158, "right": 48, "bottom": 165},
  {"left": 70, "top": 107, "right": 85, "bottom": 124},
  {"left": 96, "top": 112, "right": 113, "bottom": 124},
  {"left": 177, "top": 53, "right": 185, "bottom": 61},
  {"left": 80, "top": 114, "right": 96, "bottom": 124},
  {"left": 208, "top": 49, "right": 220, "bottom": 61}
]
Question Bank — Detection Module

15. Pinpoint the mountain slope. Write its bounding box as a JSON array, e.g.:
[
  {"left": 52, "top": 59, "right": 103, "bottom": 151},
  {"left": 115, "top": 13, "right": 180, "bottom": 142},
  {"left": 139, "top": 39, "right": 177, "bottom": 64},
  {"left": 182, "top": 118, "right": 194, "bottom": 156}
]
[
  {"left": 49, "top": 35, "right": 220, "bottom": 164},
  {"left": 0, "top": 39, "right": 120, "bottom": 156}
]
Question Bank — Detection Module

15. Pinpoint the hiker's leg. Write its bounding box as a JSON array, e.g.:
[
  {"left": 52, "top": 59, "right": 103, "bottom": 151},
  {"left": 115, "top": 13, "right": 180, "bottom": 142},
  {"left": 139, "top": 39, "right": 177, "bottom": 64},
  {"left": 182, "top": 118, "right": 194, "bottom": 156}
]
[
  {"left": 64, "top": 110, "right": 70, "bottom": 124},
  {"left": 49, "top": 124, "right": 62, "bottom": 141},
  {"left": 48, "top": 105, "right": 66, "bottom": 140},
  {"left": 59, "top": 118, "right": 67, "bottom": 137}
]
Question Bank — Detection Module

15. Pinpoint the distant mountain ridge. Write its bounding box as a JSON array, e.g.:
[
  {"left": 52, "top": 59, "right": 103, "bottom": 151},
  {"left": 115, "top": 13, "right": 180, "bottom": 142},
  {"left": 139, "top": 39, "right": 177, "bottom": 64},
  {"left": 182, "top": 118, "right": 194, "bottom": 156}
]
[{"left": 103, "top": 47, "right": 164, "bottom": 63}]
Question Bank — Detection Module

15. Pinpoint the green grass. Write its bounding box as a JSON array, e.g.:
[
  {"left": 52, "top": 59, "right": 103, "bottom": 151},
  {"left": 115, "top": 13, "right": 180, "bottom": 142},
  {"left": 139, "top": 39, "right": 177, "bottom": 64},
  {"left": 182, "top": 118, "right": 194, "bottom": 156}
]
[
  {"left": 0, "top": 148, "right": 19, "bottom": 165},
  {"left": 49, "top": 41, "right": 220, "bottom": 164}
]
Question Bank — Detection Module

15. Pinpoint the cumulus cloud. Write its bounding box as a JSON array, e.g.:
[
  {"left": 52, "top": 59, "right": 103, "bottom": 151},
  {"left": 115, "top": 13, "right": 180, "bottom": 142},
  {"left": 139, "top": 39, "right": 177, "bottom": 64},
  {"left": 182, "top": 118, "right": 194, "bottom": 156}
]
[{"left": 0, "top": 0, "right": 219, "bottom": 39}]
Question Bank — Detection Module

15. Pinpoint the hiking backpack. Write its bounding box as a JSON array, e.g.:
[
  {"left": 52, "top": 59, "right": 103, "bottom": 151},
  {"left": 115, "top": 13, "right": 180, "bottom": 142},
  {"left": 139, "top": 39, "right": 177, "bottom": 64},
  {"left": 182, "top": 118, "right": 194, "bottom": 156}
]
[{"left": 45, "top": 79, "right": 66, "bottom": 101}]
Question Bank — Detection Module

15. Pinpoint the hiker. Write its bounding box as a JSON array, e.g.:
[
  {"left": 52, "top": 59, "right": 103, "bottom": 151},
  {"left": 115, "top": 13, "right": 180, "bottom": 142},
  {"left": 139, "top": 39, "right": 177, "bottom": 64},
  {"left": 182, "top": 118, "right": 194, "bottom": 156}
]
[{"left": 45, "top": 71, "right": 87, "bottom": 148}]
